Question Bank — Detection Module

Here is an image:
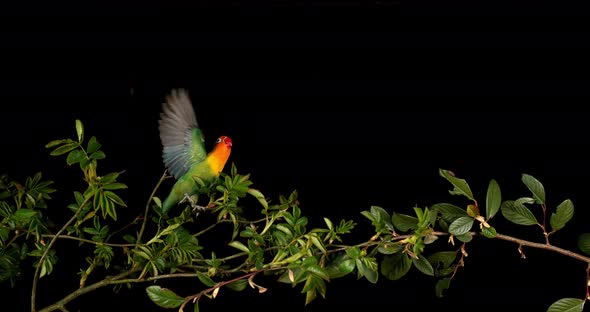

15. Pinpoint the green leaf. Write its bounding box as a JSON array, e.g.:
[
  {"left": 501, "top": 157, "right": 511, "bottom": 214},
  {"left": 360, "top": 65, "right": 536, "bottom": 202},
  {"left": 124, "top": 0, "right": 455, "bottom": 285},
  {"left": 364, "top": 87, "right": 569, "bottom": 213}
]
[
  {"left": 45, "top": 139, "right": 73, "bottom": 148},
  {"left": 448, "top": 216, "right": 474, "bottom": 236},
  {"left": 196, "top": 272, "right": 216, "bottom": 287},
  {"left": 435, "top": 277, "right": 452, "bottom": 298},
  {"left": 102, "top": 183, "right": 127, "bottom": 190},
  {"left": 87, "top": 136, "right": 101, "bottom": 154},
  {"left": 247, "top": 188, "right": 268, "bottom": 210},
  {"left": 306, "top": 264, "right": 330, "bottom": 281},
  {"left": 356, "top": 258, "right": 378, "bottom": 284},
  {"left": 226, "top": 279, "right": 248, "bottom": 292},
  {"left": 13, "top": 209, "right": 38, "bottom": 222},
  {"left": 550, "top": 199, "right": 574, "bottom": 232},
  {"left": 577, "top": 233, "right": 590, "bottom": 256},
  {"left": 152, "top": 197, "right": 162, "bottom": 208},
  {"left": 101, "top": 172, "right": 120, "bottom": 184},
  {"left": 439, "top": 169, "right": 474, "bottom": 200},
  {"left": 104, "top": 191, "right": 126, "bottom": 207},
  {"left": 412, "top": 255, "right": 434, "bottom": 276},
  {"left": 377, "top": 242, "right": 403, "bottom": 255},
  {"left": 455, "top": 232, "right": 473, "bottom": 242},
  {"left": 145, "top": 285, "right": 184, "bottom": 309},
  {"left": 481, "top": 226, "right": 497, "bottom": 238},
  {"left": 228, "top": 241, "right": 249, "bottom": 253},
  {"left": 432, "top": 203, "right": 469, "bottom": 224},
  {"left": 547, "top": 298, "right": 584, "bottom": 312},
  {"left": 391, "top": 213, "right": 418, "bottom": 232},
  {"left": 50, "top": 142, "right": 79, "bottom": 156},
  {"left": 521, "top": 173, "right": 545, "bottom": 204},
  {"left": 516, "top": 197, "right": 536, "bottom": 205},
  {"left": 310, "top": 235, "right": 327, "bottom": 254},
  {"left": 66, "top": 150, "right": 86, "bottom": 165},
  {"left": 75, "top": 119, "right": 84, "bottom": 142},
  {"left": 428, "top": 251, "right": 457, "bottom": 275},
  {"left": 381, "top": 252, "right": 412, "bottom": 281},
  {"left": 485, "top": 179, "right": 501, "bottom": 220},
  {"left": 326, "top": 254, "right": 355, "bottom": 279},
  {"left": 501, "top": 200, "right": 538, "bottom": 226},
  {"left": 90, "top": 151, "right": 106, "bottom": 160}
]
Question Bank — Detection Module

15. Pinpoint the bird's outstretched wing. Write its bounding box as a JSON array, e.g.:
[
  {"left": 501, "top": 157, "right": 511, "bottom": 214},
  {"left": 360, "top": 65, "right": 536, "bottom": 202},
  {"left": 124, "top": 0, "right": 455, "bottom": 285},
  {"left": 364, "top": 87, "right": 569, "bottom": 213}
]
[{"left": 159, "top": 89, "right": 207, "bottom": 179}]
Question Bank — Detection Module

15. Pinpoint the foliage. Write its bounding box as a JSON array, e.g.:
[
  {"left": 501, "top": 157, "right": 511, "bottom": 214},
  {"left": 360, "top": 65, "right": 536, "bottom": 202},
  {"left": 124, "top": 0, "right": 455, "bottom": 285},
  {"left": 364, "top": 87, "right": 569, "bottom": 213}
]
[{"left": 1, "top": 120, "right": 589, "bottom": 312}]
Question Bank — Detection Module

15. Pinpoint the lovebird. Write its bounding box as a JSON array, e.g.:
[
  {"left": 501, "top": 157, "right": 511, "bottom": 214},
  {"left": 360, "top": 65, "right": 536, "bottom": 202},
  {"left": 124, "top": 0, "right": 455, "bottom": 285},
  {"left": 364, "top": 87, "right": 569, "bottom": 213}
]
[{"left": 158, "top": 89, "right": 233, "bottom": 215}]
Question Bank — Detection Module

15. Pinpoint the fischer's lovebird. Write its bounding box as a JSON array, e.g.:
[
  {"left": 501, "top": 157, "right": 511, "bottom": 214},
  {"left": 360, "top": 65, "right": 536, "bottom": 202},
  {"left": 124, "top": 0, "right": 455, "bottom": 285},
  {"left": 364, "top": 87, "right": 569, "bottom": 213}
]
[{"left": 158, "top": 89, "right": 233, "bottom": 215}]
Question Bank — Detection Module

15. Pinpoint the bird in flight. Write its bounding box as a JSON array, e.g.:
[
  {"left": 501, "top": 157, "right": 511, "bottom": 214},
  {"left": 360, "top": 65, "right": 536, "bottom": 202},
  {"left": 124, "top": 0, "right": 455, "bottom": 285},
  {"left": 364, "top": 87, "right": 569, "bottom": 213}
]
[{"left": 158, "top": 89, "right": 233, "bottom": 215}]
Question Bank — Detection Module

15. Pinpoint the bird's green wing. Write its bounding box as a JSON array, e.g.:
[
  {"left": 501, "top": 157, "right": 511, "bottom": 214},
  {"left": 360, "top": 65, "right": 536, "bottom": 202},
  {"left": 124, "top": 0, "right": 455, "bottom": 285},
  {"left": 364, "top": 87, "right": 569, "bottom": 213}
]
[{"left": 158, "top": 89, "right": 207, "bottom": 179}]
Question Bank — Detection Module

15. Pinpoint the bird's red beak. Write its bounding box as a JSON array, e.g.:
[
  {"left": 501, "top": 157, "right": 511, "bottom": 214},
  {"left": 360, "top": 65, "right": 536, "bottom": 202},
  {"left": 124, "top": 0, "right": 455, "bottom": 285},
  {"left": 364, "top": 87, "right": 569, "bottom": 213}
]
[{"left": 224, "top": 137, "right": 233, "bottom": 147}]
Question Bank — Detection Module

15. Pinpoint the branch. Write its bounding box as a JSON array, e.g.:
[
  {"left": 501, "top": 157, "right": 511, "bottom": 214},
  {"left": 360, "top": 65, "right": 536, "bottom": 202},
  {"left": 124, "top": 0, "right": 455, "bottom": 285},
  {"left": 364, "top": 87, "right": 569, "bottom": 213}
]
[
  {"left": 37, "top": 268, "right": 140, "bottom": 312},
  {"left": 493, "top": 233, "right": 590, "bottom": 263},
  {"left": 31, "top": 194, "right": 93, "bottom": 312},
  {"left": 41, "top": 234, "right": 136, "bottom": 247}
]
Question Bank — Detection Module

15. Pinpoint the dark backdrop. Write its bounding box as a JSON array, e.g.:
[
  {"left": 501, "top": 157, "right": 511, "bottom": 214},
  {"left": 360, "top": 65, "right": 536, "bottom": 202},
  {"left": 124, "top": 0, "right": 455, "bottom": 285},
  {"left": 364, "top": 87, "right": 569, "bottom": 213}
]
[{"left": 3, "top": 8, "right": 590, "bottom": 312}]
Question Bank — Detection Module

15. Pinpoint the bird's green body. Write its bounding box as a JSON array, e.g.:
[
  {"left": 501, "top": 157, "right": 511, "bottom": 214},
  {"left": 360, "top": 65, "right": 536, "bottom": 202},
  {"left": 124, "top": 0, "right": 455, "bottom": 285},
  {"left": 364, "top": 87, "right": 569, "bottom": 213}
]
[{"left": 158, "top": 90, "right": 232, "bottom": 215}]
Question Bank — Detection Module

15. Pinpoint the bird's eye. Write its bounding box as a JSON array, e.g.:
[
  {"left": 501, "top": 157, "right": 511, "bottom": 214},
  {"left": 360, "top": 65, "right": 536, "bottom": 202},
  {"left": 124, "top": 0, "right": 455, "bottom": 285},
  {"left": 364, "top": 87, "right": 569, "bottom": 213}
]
[{"left": 215, "top": 137, "right": 222, "bottom": 144}]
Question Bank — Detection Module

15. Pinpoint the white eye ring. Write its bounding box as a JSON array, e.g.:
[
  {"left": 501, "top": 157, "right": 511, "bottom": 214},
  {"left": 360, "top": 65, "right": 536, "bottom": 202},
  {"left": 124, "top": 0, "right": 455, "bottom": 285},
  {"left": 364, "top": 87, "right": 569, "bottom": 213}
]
[{"left": 215, "top": 137, "right": 222, "bottom": 143}]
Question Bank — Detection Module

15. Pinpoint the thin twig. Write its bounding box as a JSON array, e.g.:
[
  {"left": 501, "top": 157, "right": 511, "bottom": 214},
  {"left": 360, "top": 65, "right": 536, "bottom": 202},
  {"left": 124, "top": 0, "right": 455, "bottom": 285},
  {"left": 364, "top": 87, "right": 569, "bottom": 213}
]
[
  {"left": 31, "top": 195, "right": 93, "bottom": 312},
  {"left": 136, "top": 170, "right": 168, "bottom": 245}
]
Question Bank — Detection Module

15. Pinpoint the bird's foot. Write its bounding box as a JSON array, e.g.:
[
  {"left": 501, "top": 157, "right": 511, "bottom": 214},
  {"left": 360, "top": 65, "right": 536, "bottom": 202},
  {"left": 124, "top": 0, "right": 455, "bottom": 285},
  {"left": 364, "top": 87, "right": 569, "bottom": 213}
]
[{"left": 179, "top": 193, "right": 207, "bottom": 216}]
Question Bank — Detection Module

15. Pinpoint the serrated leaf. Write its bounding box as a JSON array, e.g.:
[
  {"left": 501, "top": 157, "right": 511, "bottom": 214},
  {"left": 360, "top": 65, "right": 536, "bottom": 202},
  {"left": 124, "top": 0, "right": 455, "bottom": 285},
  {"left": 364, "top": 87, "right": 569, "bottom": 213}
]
[
  {"left": 501, "top": 200, "right": 538, "bottom": 226},
  {"left": 547, "top": 298, "right": 584, "bottom": 312},
  {"left": 521, "top": 173, "right": 545, "bottom": 204},
  {"left": 486, "top": 179, "right": 501, "bottom": 220},
  {"left": 550, "top": 199, "right": 574, "bottom": 232},
  {"left": 577, "top": 233, "right": 590, "bottom": 256},
  {"left": 75, "top": 119, "right": 84, "bottom": 142},
  {"left": 448, "top": 216, "right": 474, "bottom": 236},
  {"left": 145, "top": 286, "right": 184, "bottom": 309},
  {"left": 391, "top": 213, "right": 418, "bottom": 232},
  {"left": 435, "top": 277, "right": 452, "bottom": 297},
  {"left": 482, "top": 226, "right": 497, "bottom": 238},
  {"left": 439, "top": 169, "right": 474, "bottom": 200},
  {"left": 381, "top": 252, "right": 411, "bottom": 281},
  {"left": 412, "top": 255, "right": 434, "bottom": 276}
]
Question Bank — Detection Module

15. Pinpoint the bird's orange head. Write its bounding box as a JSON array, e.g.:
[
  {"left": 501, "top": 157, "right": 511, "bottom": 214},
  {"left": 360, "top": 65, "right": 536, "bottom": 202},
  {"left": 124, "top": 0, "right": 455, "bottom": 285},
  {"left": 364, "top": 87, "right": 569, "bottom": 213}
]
[{"left": 208, "top": 136, "right": 232, "bottom": 175}]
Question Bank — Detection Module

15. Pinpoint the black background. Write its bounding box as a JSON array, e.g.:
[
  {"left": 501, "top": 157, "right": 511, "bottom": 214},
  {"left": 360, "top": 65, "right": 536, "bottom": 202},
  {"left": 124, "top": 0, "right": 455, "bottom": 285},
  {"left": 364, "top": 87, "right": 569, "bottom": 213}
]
[{"left": 3, "top": 4, "right": 590, "bottom": 312}]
